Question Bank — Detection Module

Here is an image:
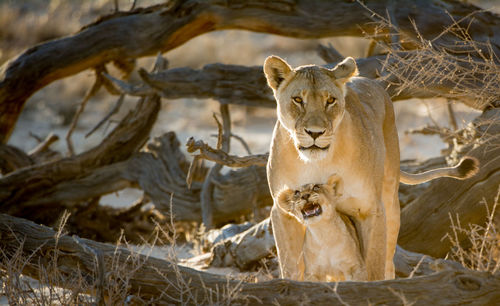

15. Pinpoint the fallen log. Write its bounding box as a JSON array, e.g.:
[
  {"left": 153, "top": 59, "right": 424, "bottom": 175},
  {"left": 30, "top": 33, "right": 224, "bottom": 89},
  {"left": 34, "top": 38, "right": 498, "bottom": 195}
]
[
  {"left": 1, "top": 214, "right": 499, "bottom": 304},
  {"left": 1, "top": 0, "right": 498, "bottom": 143}
]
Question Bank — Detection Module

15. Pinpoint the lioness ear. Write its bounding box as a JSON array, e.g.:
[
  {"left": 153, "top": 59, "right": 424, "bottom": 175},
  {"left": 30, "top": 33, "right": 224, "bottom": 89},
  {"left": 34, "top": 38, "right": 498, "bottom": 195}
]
[
  {"left": 329, "top": 57, "right": 358, "bottom": 83},
  {"left": 263, "top": 56, "right": 293, "bottom": 91}
]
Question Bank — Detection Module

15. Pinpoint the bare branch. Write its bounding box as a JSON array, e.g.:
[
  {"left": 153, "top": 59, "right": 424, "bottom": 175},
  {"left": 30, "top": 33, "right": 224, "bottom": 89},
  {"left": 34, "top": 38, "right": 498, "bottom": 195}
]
[
  {"left": 66, "top": 68, "right": 104, "bottom": 156},
  {"left": 186, "top": 138, "right": 268, "bottom": 168},
  {"left": 28, "top": 133, "right": 59, "bottom": 157},
  {"left": 201, "top": 104, "right": 231, "bottom": 230},
  {"left": 86, "top": 94, "right": 125, "bottom": 138}
]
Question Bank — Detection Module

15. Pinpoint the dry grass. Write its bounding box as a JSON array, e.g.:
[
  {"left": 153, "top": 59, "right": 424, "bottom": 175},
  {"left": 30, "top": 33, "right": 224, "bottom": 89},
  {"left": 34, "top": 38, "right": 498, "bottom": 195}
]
[
  {"left": 364, "top": 1, "right": 500, "bottom": 111},
  {"left": 0, "top": 213, "right": 95, "bottom": 304},
  {"left": 443, "top": 186, "right": 500, "bottom": 273},
  {"left": 0, "top": 210, "right": 252, "bottom": 305}
]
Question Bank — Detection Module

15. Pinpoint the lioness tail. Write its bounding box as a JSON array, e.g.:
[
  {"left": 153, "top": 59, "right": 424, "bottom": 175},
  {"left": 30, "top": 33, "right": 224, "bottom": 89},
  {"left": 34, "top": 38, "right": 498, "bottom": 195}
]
[{"left": 400, "top": 157, "right": 479, "bottom": 185}]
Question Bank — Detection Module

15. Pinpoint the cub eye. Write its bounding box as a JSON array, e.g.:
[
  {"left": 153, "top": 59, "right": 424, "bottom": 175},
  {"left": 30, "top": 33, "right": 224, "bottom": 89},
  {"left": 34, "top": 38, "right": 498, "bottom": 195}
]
[
  {"left": 326, "top": 97, "right": 336, "bottom": 105},
  {"left": 313, "top": 185, "right": 320, "bottom": 192},
  {"left": 294, "top": 190, "right": 300, "bottom": 197},
  {"left": 292, "top": 96, "right": 303, "bottom": 104}
]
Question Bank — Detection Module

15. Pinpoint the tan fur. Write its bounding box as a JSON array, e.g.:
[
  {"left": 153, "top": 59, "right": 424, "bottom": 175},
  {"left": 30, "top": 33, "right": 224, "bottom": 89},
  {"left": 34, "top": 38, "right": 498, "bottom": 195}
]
[
  {"left": 264, "top": 55, "right": 479, "bottom": 282},
  {"left": 277, "top": 175, "right": 367, "bottom": 281}
]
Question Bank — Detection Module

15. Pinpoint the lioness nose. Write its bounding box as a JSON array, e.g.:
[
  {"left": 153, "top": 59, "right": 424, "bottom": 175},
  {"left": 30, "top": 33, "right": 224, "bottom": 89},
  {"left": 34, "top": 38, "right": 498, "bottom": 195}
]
[{"left": 305, "top": 128, "right": 325, "bottom": 140}]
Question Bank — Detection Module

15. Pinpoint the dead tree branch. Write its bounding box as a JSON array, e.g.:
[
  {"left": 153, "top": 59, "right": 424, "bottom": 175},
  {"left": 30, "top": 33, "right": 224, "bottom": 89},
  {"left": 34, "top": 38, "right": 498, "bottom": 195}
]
[
  {"left": 0, "top": 130, "right": 271, "bottom": 226},
  {"left": 108, "top": 48, "right": 497, "bottom": 110},
  {"left": 66, "top": 67, "right": 105, "bottom": 156},
  {"left": 186, "top": 137, "right": 268, "bottom": 168},
  {"left": 201, "top": 105, "right": 232, "bottom": 229}
]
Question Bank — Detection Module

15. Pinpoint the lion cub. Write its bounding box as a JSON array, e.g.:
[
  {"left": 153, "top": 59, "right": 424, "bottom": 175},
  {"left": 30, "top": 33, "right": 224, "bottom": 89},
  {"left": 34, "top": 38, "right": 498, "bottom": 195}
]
[{"left": 277, "top": 174, "right": 367, "bottom": 282}]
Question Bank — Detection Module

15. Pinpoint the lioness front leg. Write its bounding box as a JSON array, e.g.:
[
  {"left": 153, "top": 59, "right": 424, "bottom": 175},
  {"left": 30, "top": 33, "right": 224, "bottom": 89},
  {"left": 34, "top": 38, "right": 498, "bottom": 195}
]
[
  {"left": 270, "top": 206, "right": 306, "bottom": 280},
  {"left": 357, "top": 203, "right": 386, "bottom": 281}
]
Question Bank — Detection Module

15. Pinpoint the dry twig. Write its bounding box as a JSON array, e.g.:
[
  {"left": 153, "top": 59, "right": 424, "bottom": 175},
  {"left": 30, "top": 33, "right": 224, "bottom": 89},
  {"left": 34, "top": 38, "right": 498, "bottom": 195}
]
[{"left": 187, "top": 138, "right": 268, "bottom": 168}]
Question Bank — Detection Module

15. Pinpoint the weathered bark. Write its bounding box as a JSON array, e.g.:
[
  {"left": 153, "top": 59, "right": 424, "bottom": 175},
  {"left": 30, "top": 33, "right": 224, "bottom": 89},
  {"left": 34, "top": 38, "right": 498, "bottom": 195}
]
[
  {"left": 186, "top": 136, "right": 268, "bottom": 167},
  {"left": 210, "top": 218, "right": 275, "bottom": 269},
  {"left": 1, "top": 214, "right": 499, "bottom": 305},
  {"left": 0, "top": 144, "right": 33, "bottom": 175},
  {"left": 0, "top": 133, "right": 61, "bottom": 175},
  {"left": 1, "top": 0, "right": 499, "bottom": 143},
  {"left": 108, "top": 49, "right": 498, "bottom": 111}
]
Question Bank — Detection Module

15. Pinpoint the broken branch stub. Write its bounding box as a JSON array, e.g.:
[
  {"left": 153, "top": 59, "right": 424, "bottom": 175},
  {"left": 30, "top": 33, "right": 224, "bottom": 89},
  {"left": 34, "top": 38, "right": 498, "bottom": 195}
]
[{"left": 186, "top": 137, "right": 268, "bottom": 168}]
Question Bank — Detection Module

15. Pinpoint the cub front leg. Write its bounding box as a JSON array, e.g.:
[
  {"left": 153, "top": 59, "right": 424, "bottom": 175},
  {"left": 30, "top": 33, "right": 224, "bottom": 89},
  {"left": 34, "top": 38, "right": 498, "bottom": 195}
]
[{"left": 271, "top": 205, "right": 306, "bottom": 280}]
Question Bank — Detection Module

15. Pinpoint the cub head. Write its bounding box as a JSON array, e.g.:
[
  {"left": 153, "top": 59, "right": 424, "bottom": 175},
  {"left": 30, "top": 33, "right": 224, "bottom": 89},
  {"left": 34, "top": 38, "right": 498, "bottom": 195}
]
[
  {"left": 277, "top": 174, "right": 343, "bottom": 225},
  {"left": 264, "top": 56, "right": 358, "bottom": 161}
]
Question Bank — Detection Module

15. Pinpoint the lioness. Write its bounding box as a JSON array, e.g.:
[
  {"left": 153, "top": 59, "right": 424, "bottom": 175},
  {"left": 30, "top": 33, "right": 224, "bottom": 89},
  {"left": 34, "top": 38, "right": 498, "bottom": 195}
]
[
  {"left": 277, "top": 174, "right": 367, "bottom": 282},
  {"left": 264, "top": 56, "right": 479, "bottom": 281}
]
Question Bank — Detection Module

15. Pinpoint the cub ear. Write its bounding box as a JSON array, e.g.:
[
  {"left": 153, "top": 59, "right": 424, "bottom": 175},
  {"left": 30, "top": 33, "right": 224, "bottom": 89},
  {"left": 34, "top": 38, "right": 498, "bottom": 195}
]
[
  {"left": 326, "top": 174, "right": 343, "bottom": 196},
  {"left": 329, "top": 57, "right": 358, "bottom": 83},
  {"left": 263, "top": 55, "right": 293, "bottom": 91},
  {"left": 277, "top": 187, "right": 294, "bottom": 205}
]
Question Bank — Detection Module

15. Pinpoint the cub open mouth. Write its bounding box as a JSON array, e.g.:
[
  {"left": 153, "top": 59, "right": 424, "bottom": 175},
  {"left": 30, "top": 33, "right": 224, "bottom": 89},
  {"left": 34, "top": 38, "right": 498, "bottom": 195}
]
[
  {"left": 301, "top": 202, "right": 322, "bottom": 219},
  {"left": 299, "top": 144, "right": 330, "bottom": 151}
]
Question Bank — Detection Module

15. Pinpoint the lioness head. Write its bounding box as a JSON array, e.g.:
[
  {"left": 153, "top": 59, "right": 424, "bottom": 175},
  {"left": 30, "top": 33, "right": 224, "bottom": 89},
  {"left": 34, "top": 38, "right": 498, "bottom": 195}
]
[
  {"left": 264, "top": 56, "right": 358, "bottom": 161},
  {"left": 277, "top": 174, "right": 343, "bottom": 225}
]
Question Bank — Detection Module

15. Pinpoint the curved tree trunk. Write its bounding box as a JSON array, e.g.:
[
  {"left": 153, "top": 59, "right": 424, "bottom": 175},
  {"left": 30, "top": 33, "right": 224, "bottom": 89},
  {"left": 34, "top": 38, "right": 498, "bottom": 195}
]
[{"left": 1, "top": 0, "right": 498, "bottom": 143}]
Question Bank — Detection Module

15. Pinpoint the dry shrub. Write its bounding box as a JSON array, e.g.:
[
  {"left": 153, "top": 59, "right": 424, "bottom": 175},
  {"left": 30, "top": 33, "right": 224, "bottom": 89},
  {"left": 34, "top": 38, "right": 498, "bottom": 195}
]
[
  {"left": 443, "top": 187, "right": 500, "bottom": 273},
  {"left": 381, "top": 12, "right": 500, "bottom": 110}
]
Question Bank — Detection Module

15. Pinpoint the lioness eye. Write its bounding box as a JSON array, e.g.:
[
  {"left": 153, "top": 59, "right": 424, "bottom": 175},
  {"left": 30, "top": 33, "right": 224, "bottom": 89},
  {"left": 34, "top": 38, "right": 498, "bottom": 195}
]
[
  {"left": 294, "top": 190, "right": 300, "bottom": 197},
  {"left": 292, "top": 96, "right": 303, "bottom": 104},
  {"left": 313, "top": 185, "right": 320, "bottom": 191},
  {"left": 326, "top": 97, "right": 336, "bottom": 105}
]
